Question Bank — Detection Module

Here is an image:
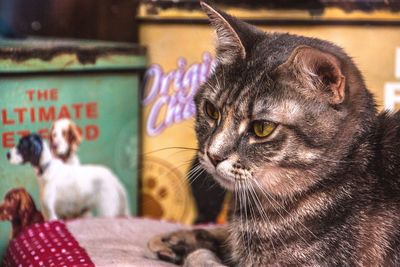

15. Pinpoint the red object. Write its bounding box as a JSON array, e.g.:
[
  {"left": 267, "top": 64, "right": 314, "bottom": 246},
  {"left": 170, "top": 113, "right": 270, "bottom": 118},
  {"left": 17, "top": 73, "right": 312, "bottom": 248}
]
[{"left": 3, "top": 221, "right": 94, "bottom": 267}]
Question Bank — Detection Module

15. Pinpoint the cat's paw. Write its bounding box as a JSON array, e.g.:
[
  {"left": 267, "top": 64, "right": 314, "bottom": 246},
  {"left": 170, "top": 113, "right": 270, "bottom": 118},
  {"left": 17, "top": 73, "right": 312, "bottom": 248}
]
[
  {"left": 148, "top": 229, "right": 218, "bottom": 265},
  {"left": 184, "top": 249, "right": 225, "bottom": 267}
]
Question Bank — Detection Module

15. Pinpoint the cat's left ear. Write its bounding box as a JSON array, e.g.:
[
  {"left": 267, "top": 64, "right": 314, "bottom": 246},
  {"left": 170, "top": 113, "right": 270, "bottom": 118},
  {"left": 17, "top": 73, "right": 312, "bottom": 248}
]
[
  {"left": 201, "top": 2, "right": 261, "bottom": 65},
  {"left": 283, "top": 46, "right": 346, "bottom": 105}
]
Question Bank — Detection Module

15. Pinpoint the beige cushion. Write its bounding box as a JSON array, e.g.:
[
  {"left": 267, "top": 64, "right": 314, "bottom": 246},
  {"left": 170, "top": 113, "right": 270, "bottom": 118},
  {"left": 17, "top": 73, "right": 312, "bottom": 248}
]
[{"left": 67, "top": 217, "right": 185, "bottom": 267}]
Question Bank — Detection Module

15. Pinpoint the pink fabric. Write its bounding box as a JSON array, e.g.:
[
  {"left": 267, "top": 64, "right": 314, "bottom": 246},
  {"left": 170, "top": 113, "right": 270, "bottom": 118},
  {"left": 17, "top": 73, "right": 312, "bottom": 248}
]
[
  {"left": 3, "top": 221, "right": 94, "bottom": 267},
  {"left": 66, "top": 217, "right": 184, "bottom": 267}
]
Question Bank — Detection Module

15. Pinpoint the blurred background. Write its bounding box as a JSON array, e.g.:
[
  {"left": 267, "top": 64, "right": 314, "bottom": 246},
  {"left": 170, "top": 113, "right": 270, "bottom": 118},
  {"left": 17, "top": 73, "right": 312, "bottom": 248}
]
[
  {"left": 0, "top": 0, "right": 139, "bottom": 41},
  {"left": 1, "top": 0, "right": 399, "bottom": 41},
  {"left": 0, "top": 0, "right": 399, "bottom": 257}
]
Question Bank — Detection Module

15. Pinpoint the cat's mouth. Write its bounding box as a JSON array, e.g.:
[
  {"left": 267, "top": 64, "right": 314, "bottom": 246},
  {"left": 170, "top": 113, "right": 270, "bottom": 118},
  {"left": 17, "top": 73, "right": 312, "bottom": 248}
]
[
  {"left": 199, "top": 153, "right": 249, "bottom": 191},
  {"left": 213, "top": 171, "right": 251, "bottom": 192}
]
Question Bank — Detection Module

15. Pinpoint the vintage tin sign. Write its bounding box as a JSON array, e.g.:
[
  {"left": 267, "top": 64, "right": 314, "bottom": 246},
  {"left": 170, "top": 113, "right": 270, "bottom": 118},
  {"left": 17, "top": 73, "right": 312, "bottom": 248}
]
[{"left": 0, "top": 38, "right": 146, "bottom": 255}]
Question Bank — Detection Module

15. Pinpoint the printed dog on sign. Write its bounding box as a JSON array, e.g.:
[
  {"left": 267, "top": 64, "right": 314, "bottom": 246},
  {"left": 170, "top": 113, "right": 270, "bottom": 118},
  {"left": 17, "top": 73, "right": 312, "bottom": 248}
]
[
  {"left": 7, "top": 133, "right": 130, "bottom": 220},
  {"left": 49, "top": 118, "right": 82, "bottom": 165},
  {"left": 0, "top": 188, "right": 44, "bottom": 239}
]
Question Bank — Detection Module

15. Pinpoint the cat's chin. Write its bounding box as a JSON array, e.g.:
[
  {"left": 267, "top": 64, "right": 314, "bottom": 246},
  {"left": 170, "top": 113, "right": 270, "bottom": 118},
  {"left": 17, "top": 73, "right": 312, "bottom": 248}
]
[
  {"left": 212, "top": 174, "right": 236, "bottom": 191},
  {"left": 213, "top": 173, "right": 252, "bottom": 192}
]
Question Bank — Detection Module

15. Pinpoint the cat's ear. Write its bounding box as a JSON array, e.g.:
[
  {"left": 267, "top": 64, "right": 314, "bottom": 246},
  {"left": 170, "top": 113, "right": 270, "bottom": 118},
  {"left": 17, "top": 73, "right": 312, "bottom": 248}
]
[
  {"left": 201, "top": 2, "right": 259, "bottom": 65},
  {"left": 285, "top": 46, "right": 346, "bottom": 105}
]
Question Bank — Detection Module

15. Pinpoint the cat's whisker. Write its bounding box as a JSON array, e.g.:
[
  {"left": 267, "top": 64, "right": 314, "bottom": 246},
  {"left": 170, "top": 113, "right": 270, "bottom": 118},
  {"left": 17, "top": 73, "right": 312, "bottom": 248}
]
[
  {"left": 187, "top": 172, "right": 206, "bottom": 188},
  {"left": 137, "top": 158, "right": 193, "bottom": 173},
  {"left": 243, "top": 183, "right": 252, "bottom": 259},
  {"left": 142, "top": 146, "right": 199, "bottom": 156},
  {"left": 234, "top": 181, "right": 239, "bottom": 223},
  {"left": 222, "top": 66, "right": 226, "bottom": 89},
  {"left": 251, "top": 179, "right": 318, "bottom": 242},
  {"left": 251, "top": 180, "right": 315, "bottom": 252},
  {"left": 236, "top": 181, "right": 249, "bottom": 258},
  {"left": 239, "top": 180, "right": 255, "bottom": 260},
  {"left": 249, "top": 181, "right": 292, "bottom": 250},
  {"left": 242, "top": 182, "right": 251, "bottom": 257},
  {"left": 187, "top": 167, "right": 206, "bottom": 186},
  {"left": 231, "top": 181, "right": 239, "bottom": 263},
  {"left": 141, "top": 161, "right": 196, "bottom": 192},
  {"left": 186, "top": 163, "right": 202, "bottom": 180},
  {"left": 247, "top": 181, "right": 280, "bottom": 257},
  {"left": 186, "top": 163, "right": 201, "bottom": 177},
  {"left": 246, "top": 182, "right": 275, "bottom": 256},
  {"left": 186, "top": 168, "right": 200, "bottom": 183},
  {"left": 205, "top": 181, "right": 223, "bottom": 191},
  {"left": 165, "top": 150, "right": 197, "bottom": 158}
]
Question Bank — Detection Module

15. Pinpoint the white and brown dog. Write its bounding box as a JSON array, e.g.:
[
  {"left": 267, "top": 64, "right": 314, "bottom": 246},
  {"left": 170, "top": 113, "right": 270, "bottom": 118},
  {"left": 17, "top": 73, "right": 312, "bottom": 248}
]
[
  {"left": 7, "top": 134, "right": 130, "bottom": 220},
  {"left": 49, "top": 118, "right": 81, "bottom": 165}
]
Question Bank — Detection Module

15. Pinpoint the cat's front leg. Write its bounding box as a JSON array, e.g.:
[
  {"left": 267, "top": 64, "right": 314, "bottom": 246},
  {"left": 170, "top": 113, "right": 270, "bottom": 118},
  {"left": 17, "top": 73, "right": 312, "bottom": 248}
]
[
  {"left": 184, "top": 249, "right": 226, "bottom": 267},
  {"left": 148, "top": 227, "right": 230, "bottom": 265}
]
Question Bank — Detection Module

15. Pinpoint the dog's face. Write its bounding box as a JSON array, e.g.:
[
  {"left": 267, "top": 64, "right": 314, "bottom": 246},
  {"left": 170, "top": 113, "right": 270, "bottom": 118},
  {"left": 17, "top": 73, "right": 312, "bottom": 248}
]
[
  {"left": 50, "top": 119, "right": 81, "bottom": 158},
  {"left": 7, "top": 134, "right": 43, "bottom": 167},
  {"left": 0, "top": 193, "right": 15, "bottom": 221},
  {"left": 0, "top": 188, "right": 33, "bottom": 221}
]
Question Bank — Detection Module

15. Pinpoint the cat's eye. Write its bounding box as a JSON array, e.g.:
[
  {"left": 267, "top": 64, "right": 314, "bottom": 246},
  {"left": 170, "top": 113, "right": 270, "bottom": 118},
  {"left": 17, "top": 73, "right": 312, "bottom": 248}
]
[
  {"left": 204, "top": 101, "right": 220, "bottom": 121},
  {"left": 252, "top": 121, "right": 277, "bottom": 138}
]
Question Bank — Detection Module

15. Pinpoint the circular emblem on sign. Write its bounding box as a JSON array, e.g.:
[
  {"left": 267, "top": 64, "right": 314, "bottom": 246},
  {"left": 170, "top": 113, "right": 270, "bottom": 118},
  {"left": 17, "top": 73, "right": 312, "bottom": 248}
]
[
  {"left": 114, "top": 122, "right": 138, "bottom": 177},
  {"left": 141, "top": 156, "right": 192, "bottom": 222}
]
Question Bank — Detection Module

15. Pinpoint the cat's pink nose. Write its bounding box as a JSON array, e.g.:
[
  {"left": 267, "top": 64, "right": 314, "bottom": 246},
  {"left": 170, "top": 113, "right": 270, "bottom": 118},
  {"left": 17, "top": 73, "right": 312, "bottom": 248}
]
[{"left": 207, "top": 151, "right": 224, "bottom": 167}]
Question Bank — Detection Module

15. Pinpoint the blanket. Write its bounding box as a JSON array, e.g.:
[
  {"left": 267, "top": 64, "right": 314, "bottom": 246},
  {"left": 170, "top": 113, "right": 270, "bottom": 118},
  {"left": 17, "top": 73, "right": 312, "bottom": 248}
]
[{"left": 3, "top": 218, "right": 186, "bottom": 267}]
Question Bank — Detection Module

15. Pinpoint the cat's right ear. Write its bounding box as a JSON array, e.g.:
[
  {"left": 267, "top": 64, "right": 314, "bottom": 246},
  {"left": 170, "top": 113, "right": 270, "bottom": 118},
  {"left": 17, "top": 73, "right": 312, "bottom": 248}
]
[
  {"left": 201, "top": 2, "right": 259, "bottom": 65},
  {"left": 277, "top": 46, "right": 346, "bottom": 105}
]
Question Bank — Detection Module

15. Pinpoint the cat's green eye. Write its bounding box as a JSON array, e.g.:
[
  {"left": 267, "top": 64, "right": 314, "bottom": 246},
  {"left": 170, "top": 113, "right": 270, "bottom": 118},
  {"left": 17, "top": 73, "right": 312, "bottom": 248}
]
[
  {"left": 205, "top": 101, "right": 220, "bottom": 121},
  {"left": 252, "top": 121, "right": 277, "bottom": 138}
]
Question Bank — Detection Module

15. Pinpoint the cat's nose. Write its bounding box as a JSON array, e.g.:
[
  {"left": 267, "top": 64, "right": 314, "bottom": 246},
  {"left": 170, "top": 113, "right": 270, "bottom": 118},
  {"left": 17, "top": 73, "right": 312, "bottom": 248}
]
[{"left": 207, "top": 151, "right": 225, "bottom": 167}]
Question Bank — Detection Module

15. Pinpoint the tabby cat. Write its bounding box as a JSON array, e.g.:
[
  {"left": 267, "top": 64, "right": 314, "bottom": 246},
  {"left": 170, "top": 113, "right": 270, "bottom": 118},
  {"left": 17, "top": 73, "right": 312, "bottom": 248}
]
[{"left": 148, "top": 2, "right": 400, "bottom": 266}]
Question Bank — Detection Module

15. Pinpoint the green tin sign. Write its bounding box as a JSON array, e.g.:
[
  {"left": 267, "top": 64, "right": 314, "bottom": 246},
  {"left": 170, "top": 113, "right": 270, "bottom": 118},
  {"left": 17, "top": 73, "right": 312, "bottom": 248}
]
[{"left": 0, "top": 38, "right": 146, "bottom": 257}]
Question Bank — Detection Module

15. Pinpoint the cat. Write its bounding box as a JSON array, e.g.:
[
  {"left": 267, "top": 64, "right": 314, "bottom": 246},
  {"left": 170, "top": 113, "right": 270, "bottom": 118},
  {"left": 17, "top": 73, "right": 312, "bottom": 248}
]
[
  {"left": 189, "top": 156, "right": 227, "bottom": 224},
  {"left": 148, "top": 2, "right": 400, "bottom": 266}
]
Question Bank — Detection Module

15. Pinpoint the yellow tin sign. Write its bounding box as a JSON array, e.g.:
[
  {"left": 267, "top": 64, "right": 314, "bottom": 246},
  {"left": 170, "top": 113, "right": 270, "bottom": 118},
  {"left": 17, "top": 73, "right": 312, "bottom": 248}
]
[{"left": 139, "top": 4, "right": 400, "bottom": 224}]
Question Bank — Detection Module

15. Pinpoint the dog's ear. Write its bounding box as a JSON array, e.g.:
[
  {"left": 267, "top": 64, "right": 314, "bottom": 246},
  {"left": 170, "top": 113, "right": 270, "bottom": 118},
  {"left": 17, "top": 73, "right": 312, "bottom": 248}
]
[
  {"left": 0, "top": 189, "right": 21, "bottom": 221},
  {"left": 29, "top": 134, "right": 43, "bottom": 159},
  {"left": 16, "top": 189, "right": 35, "bottom": 227},
  {"left": 68, "top": 122, "right": 82, "bottom": 149},
  {"left": 0, "top": 202, "right": 12, "bottom": 221},
  {"left": 49, "top": 125, "right": 54, "bottom": 148},
  {"left": 23, "top": 134, "right": 44, "bottom": 167}
]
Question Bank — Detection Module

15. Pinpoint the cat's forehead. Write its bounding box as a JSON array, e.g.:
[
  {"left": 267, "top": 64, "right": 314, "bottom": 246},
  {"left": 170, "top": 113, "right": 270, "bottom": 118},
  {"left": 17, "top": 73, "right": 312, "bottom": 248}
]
[
  {"left": 208, "top": 65, "right": 270, "bottom": 101},
  {"left": 252, "top": 98, "right": 304, "bottom": 124},
  {"left": 203, "top": 70, "right": 304, "bottom": 124}
]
